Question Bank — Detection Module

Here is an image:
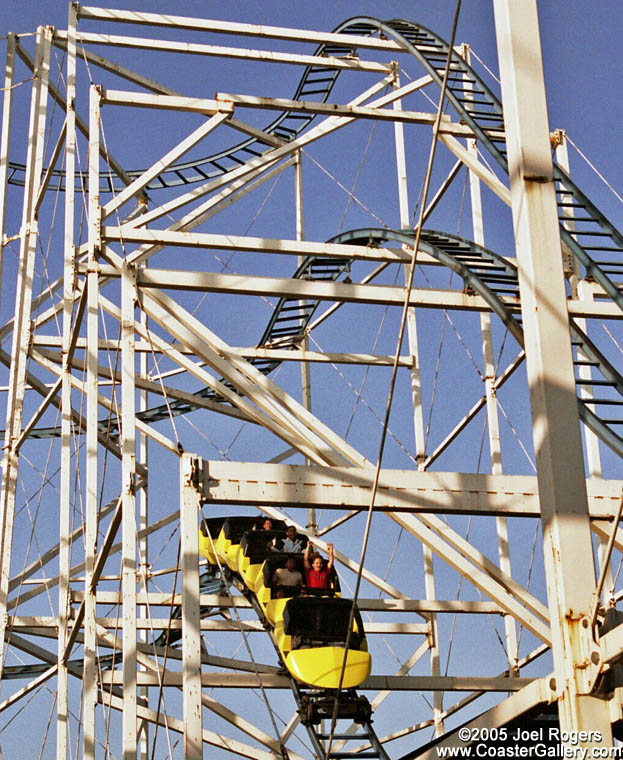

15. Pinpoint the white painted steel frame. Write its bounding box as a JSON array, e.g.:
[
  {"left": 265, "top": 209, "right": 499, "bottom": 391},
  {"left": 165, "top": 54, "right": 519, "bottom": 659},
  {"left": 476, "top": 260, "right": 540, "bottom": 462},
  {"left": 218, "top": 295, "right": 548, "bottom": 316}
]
[
  {"left": 0, "top": 25, "right": 52, "bottom": 682},
  {"left": 1, "top": 6, "right": 622, "bottom": 759},
  {"left": 57, "top": 5, "right": 77, "bottom": 756},
  {"left": 493, "top": 0, "right": 612, "bottom": 740}
]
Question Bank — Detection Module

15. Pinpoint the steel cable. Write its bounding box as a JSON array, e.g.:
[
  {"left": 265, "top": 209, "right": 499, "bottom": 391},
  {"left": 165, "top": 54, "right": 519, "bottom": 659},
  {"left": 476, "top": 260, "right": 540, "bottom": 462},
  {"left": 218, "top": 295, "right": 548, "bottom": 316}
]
[{"left": 324, "top": 4, "right": 463, "bottom": 756}]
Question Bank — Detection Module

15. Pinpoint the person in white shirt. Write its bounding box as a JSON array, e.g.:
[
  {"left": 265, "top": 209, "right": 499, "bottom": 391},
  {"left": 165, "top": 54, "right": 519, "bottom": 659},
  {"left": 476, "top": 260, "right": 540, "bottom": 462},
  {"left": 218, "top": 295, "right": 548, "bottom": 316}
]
[
  {"left": 274, "top": 524, "right": 307, "bottom": 553},
  {"left": 272, "top": 555, "right": 303, "bottom": 597}
]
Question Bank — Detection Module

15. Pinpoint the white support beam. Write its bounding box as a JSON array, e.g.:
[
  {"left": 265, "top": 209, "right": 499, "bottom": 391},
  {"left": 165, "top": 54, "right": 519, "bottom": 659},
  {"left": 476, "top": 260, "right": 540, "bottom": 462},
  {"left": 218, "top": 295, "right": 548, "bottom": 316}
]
[
  {"left": 200, "top": 461, "right": 623, "bottom": 519},
  {"left": 101, "top": 89, "right": 233, "bottom": 115},
  {"left": 0, "top": 33, "right": 15, "bottom": 275},
  {"left": 463, "top": 40, "right": 520, "bottom": 679},
  {"left": 494, "top": 0, "right": 612, "bottom": 739},
  {"left": 180, "top": 455, "right": 203, "bottom": 760},
  {"left": 59, "top": 16, "right": 79, "bottom": 741},
  {"left": 53, "top": 34, "right": 183, "bottom": 95},
  {"left": 69, "top": 31, "right": 394, "bottom": 74},
  {"left": 82, "top": 592, "right": 504, "bottom": 614},
  {"left": 83, "top": 80, "right": 102, "bottom": 760},
  {"left": 121, "top": 261, "right": 138, "bottom": 759},
  {"left": 216, "top": 92, "right": 475, "bottom": 134},
  {"left": 104, "top": 227, "right": 413, "bottom": 263},
  {"left": 128, "top": 266, "right": 504, "bottom": 312},
  {"left": 89, "top": 618, "right": 429, "bottom": 634},
  {"left": 0, "top": 25, "right": 52, "bottom": 684},
  {"left": 99, "top": 671, "right": 533, "bottom": 692},
  {"left": 75, "top": 9, "right": 406, "bottom": 53}
]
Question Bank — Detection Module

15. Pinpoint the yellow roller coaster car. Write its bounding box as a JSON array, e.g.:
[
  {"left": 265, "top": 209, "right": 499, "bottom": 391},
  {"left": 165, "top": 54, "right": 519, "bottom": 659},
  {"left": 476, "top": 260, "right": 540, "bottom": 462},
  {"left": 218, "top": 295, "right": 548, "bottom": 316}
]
[
  {"left": 197, "top": 513, "right": 370, "bottom": 692},
  {"left": 279, "top": 596, "right": 370, "bottom": 689}
]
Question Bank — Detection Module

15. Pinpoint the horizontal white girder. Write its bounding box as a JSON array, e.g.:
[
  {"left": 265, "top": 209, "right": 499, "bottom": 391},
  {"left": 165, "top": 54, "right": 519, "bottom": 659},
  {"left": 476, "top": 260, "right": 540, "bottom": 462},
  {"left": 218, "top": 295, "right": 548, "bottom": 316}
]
[
  {"left": 216, "top": 92, "right": 475, "bottom": 134},
  {"left": 90, "top": 263, "right": 623, "bottom": 319},
  {"left": 101, "top": 89, "right": 233, "bottom": 114},
  {"left": 200, "top": 461, "right": 623, "bottom": 518},
  {"left": 96, "top": 264, "right": 502, "bottom": 312},
  {"left": 98, "top": 671, "right": 533, "bottom": 691},
  {"left": 76, "top": 8, "right": 407, "bottom": 53},
  {"left": 103, "top": 226, "right": 415, "bottom": 263},
  {"left": 67, "top": 31, "right": 393, "bottom": 74},
  {"left": 29, "top": 336, "right": 413, "bottom": 366},
  {"left": 81, "top": 618, "right": 428, "bottom": 634},
  {"left": 74, "top": 591, "right": 504, "bottom": 614}
]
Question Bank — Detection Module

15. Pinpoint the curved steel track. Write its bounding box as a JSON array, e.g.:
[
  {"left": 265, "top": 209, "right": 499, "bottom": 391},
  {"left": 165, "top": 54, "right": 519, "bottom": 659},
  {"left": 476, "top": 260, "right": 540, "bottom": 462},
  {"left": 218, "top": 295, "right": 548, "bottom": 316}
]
[
  {"left": 16, "top": 18, "right": 623, "bottom": 456},
  {"left": 332, "top": 228, "right": 623, "bottom": 459}
]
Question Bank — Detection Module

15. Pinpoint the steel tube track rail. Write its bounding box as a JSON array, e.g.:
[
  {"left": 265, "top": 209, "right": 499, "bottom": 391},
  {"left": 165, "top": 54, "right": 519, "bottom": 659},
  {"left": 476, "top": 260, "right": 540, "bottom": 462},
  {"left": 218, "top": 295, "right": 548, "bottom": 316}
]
[
  {"left": 10, "top": 15, "right": 623, "bottom": 454},
  {"left": 7, "top": 22, "right": 362, "bottom": 191},
  {"left": 332, "top": 228, "right": 623, "bottom": 460},
  {"left": 8, "top": 16, "right": 623, "bottom": 332},
  {"left": 22, "top": 226, "right": 623, "bottom": 461}
]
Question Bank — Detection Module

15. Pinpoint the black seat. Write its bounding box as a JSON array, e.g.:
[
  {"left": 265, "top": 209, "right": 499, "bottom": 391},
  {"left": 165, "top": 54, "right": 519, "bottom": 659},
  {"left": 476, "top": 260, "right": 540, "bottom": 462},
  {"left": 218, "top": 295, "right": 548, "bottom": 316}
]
[
  {"left": 223, "top": 516, "right": 263, "bottom": 544},
  {"left": 240, "top": 529, "right": 286, "bottom": 563},
  {"left": 283, "top": 597, "right": 362, "bottom": 649}
]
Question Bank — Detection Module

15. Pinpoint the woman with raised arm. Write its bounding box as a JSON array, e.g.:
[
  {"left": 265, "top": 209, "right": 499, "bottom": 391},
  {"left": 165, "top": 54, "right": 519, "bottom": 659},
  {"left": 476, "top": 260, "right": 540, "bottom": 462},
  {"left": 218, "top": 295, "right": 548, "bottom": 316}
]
[{"left": 303, "top": 542, "right": 334, "bottom": 590}]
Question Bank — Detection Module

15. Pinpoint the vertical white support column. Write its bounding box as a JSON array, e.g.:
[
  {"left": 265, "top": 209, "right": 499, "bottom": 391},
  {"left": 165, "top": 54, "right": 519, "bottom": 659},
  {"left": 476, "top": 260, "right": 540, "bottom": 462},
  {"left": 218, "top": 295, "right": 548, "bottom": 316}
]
[
  {"left": 180, "top": 454, "right": 203, "bottom": 759},
  {"left": 0, "top": 31, "right": 16, "bottom": 307},
  {"left": 83, "top": 83, "right": 101, "bottom": 760},
  {"left": 58, "top": 6, "right": 77, "bottom": 758},
  {"left": 554, "top": 134, "right": 611, "bottom": 601},
  {"left": 574, "top": 283, "right": 602, "bottom": 480},
  {"left": 461, "top": 42, "right": 518, "bottom": 674},
  {"left": 573, "top": 277, "right": 613, "bottom": 605},
  {"left": 393, "top": 72, "right": 443, "bottom": 734},
  {"left": 392, "top": 73, "right": 427, "bottom": 466},
  {"left": 294, "top": 150, "right": 316, "bottom": 535},
  {"left": 121, "top": 261, "right": 138, "bottom": 759},
  {"left": 138, "top": 309, "right": 149, "bottom": 759},
  {"left": 0, "top": 26, "right": 51, "bottom": 682},
  {"left": 493, "top": 0, "right": 611, "bottom": 738}
]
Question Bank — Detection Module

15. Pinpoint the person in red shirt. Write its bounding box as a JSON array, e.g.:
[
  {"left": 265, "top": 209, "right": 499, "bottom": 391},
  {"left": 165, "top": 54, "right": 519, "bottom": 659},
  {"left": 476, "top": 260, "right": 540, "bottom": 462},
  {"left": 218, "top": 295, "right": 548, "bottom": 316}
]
[{"left": 304, "top": 543, "right": 334, "bottom": 590}]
